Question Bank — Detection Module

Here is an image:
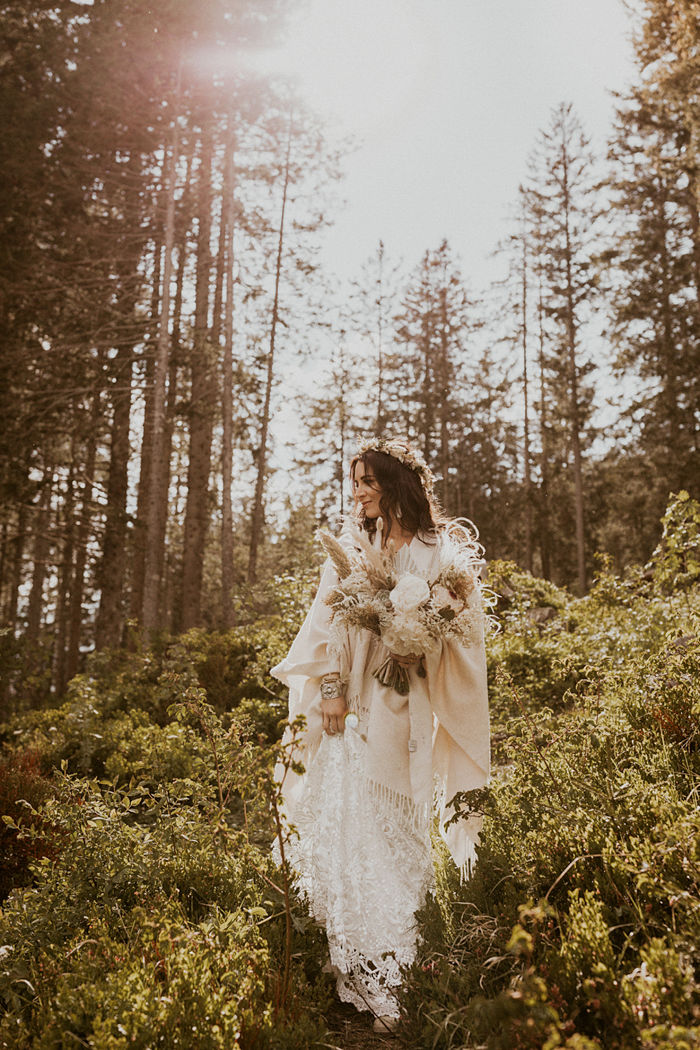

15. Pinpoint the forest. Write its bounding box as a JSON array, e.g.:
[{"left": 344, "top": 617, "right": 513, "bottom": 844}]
[
  {"left": 0, "top": 0, "right": 698, "bottom": 702},
  {"left": 0, "top": 0, "right": 699, "bottom": 1048}
]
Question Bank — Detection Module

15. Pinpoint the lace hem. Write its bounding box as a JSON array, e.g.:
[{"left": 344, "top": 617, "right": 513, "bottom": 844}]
[{"left": 278, "top": 731, "right": 432, "bottom": 1016}]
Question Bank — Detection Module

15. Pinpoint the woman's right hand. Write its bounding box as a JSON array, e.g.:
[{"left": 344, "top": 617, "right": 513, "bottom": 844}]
[{"left": 321, "top": 696, "right": 348, "bottom": 735}]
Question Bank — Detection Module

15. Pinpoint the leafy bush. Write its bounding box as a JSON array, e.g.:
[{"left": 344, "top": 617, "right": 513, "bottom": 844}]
[
  {"left": 650, "top": 491, "right": 700, "bottom": 593},
  {"left": 0, "top": 751, "right": 56, "bottom": 901},
  {"left": 3, "top": 495, "right": 699, "bottom": 1048},
  {"left": 400, "top": 503, "right": 700, "bottom": 1049},
  {"left": 487, "top": 559, "right": 570, "bottom": 620},
  {"left": 0, "top": 588, "right": 315, "bottom": 784},
  {"left": 0, "top": 697, "right": 331, "bottom": 1048}
]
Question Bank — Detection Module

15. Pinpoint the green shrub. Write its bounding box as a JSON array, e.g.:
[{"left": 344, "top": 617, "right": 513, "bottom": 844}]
[
  {"left": 3, "top": 498, "right": 699, "bottom": 1049},
  {"left": 0, "top": 750, "right": 56, "bottom": 901},
  {"left": 1, "top": 897, "right": 329, "bottom": 1050},
  {"left": 486, "top": 560, "right": 569, "bottom": 622},
  {"left": 0, "top": 701, "right": 331, "bottom": 1048},
  {"left": 650, "top": 491, "right": 700, "bottom": 593},
  {"left": 403, "top": 557, "right": 700, "bottom": 1049}
]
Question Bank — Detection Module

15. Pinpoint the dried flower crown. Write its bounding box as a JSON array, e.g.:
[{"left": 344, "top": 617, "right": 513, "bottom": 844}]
[{"left": 356, "top": 437, "right": 435, "bottom": 497}]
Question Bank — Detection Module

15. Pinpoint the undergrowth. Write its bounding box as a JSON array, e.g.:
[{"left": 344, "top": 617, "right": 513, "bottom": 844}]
[
  {"left": 0, "top": 493, "right": 698, "bottom": 1048},
  {"left": 401, "top": 492, "right": 700, "bottom": 1049}
]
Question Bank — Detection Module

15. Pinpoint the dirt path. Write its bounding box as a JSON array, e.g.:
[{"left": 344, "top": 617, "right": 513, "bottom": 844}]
[{"left": 324, "top": 1000, "right": 401, "bottom": 1049}]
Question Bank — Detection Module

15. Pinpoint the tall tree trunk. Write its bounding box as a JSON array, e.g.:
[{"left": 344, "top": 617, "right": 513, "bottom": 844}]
[
  {"left": 142, "top": 72, "right": 181, "bottom": 635},
  {"left": 656, "top": 178, "right": 681, "bottom": 477},
  {"left": 26, "top": 478, "right": 52, "bottom": 642},
  {"left": 221, "top": 118, "right": 236, "bottom": 627},
  {"left": 155, "top": 241, "right": 187, "bottom": 621},
  {"left": 561, "top": 146, "right": 587, "bottom": 593},
  {"left": 96, "top": 150, "right": 143, "bottom": 647},
  {"left": 420, "top": 293, "right": 434, "bottom": 463},
  {"left": 6, "top": 502, "right": 27, "bottom": 635},
  {"left": 94, "top": 339, "right": 135, "bottom": 648},
  {"left": 375, "top": 239, "right": 386, "bottom": 432},
  {"left": 681, "top": 168, "right": 700, "bottom": 327},
  {"left": 179, "top": 122, "right": 215, "bottom": 630},
  {"left": 521, "top": 228, "right": 533, "bottom": 574},
  {"left": 53, "top": 460, "right": 76, "bottom": 694},
  {"left": 338, "top": 337, "right": 348, "bottom": 518},
  {"left": 130, "top": 235, "right": 162, "bottom": 622},
  {"left": 438, "top": 287, "right": 450, "bottom": 513},
  {"left": 165, "top": 435, "right": 189, "bottom": 630},
  {"left": 536, "top": 248, "right": 552, "bottom": 580},
  {"left": 248, "top": 110, "right": 294, "bottom": 584},
  {"left": 0, "top": 520, "right": 7, "bottom": 615},
  {"left": 153, "top": 147, "right": 194, "bottom": 625},
  {"left": 66, "top": 401, "right": 99, "bottom": 682}
]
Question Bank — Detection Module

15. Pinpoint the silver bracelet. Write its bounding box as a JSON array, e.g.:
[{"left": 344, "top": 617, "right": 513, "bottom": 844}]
[{"left": 321, "top": 678, "right": 344, "bottom": 700}]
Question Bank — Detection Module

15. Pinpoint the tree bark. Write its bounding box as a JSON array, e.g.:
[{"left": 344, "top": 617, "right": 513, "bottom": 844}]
[
  {"left": 0, "top": 520, "right": 7, "bottom": 616},
  {"left": 94, "top": 339, "right": 135, "bottom": 649},
  {"left": 66, "top": 401, "right": 99, "bottom": 682},
  {"left": 153, "top": 146, "right": 194, "bottom": 626},
  {"left": 560, "top": 143, "right": 587, "bottom": 593},
  {"left": 26, "top": 479, "right": 52, "bottom": 642},
  {"left": 536, "top": 262, "right": 552, "bottom": 581},
  {"left": 520, "top": 226, "right": 533, "bottom": 574},
  {"left": 96, "top": 150, "right": 145, "bottom": 647},
  {"left": 438, "top": 286, "right": 450, "bottom": 513},
  {"left": 53, "top": 459, "right": 76, "bottom": 694},
  {"left": 130, "top": 235, "right": 162, "bottom": 622},
  {"left": 5, "top": 502, "right": 27, "bottom": 635},
  {"left": 179, "top": 121, "right": 215, "bottom": 630},
  {"left": 248, "top": 110, "right": 294, "bottom": 584},
  {"left": 375, "top": 239, "right": 386, "bottom": 432},
  {"left": 142, "top": 71, "right": 181, "bottom": 635},
  {"left": 655, "top": 177, "right": 681, "bottom": 476},
  {"left": 221, "top": 117, "right": 236, "bottom": 627}
]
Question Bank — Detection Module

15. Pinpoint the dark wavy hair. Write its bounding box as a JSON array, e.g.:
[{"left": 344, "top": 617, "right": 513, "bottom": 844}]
[{"left": 349, "top": 448, "right": 445, "bottom": 542}]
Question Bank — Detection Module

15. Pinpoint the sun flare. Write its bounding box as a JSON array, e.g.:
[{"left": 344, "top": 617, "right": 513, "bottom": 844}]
[{"left": 253, "top": 0, "right": 436, "bottom": 133}]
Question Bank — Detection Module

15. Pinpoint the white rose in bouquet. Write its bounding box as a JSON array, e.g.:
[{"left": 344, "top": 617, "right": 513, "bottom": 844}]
[
  {"left": 382, "top": 614, "right": 438, "bottom": 657},
  {"left": 389, "top": 573, "right": 430, "bottom": 613}
]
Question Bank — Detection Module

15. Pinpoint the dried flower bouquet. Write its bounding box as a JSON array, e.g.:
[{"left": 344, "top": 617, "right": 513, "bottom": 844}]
[{"left": 318, "top": 525, "right": 484, "bottom": 696}]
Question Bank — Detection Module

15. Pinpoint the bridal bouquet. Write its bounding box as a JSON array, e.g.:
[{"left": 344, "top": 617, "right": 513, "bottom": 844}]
[{"left": 319, "top": 525, "right": 484, "bottom": 695}]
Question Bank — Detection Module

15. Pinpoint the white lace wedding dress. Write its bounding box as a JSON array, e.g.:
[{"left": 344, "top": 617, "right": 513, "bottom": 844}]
[
  {"left": 284, "top": 719, "right": 433, "bottom": 1017},
  {"left": 271, "top": 535, "right": 490, "bottom": 1019}
]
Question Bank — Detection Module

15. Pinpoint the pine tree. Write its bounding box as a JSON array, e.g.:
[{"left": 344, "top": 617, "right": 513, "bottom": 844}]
[
  {"left": 350, "top": 240, "right": 402, "bottom": 433},
  {"left": 393, "top": 240, "right": 474, "bottom": 511},
  {"left": 602, "top": 3, "right": 700, "bottom": 513},
  {"left": 525, "top": 103, "right": 598, "bottom": 591}
]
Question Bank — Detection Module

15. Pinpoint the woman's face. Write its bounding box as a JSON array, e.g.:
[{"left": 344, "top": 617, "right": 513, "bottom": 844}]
[{"left": 352, "top": 459, "right": 383, "bottom": 519}]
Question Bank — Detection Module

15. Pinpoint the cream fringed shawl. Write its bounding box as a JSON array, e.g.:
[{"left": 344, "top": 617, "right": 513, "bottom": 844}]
[{"left": 270, "top": 530, "right": 490, "bottom": 872}]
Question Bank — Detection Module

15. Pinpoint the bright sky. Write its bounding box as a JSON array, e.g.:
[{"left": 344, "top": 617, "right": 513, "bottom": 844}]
[{"left": 271, "top": 0, "right": 638, "bottom": 286}]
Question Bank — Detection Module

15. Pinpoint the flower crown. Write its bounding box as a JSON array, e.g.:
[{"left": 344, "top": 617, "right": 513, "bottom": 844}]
[{"left": 356, "top": 436, "right": 435, "bottom": 497}]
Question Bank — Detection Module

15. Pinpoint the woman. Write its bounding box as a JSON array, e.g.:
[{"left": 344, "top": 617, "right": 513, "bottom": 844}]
[{"left": 270, "top": 437, "right": 489, "bottom": 1032}]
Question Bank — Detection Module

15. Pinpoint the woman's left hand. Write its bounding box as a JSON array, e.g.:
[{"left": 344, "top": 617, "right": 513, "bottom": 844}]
[{"left": 321, "top": 696, "right": 348, "bottom": 735}]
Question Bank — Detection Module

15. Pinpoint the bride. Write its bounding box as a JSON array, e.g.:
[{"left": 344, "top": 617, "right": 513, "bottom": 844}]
[{"left": 270, "top": 437, "right": 490, "bottom": 1032}]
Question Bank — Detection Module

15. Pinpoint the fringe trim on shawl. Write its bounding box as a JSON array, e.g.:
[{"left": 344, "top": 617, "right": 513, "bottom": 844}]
[
  {"left": 365, "top": 777, "right": 431, "bottom": 840},
  {"left": 433, "top": 775, "right": 483, "bottom": 882},
  {"left": 364, "top": 776, "right": 483, "bottom": 880}
]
